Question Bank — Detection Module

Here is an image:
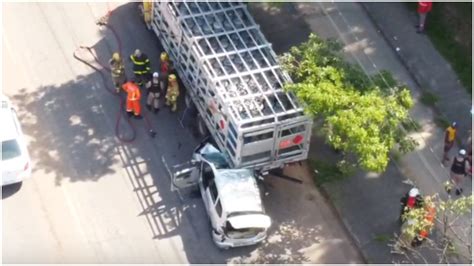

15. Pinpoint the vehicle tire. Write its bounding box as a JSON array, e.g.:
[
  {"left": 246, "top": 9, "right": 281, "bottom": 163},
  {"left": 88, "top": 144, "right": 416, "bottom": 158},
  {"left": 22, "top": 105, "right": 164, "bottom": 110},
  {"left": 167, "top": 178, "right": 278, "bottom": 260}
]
[{"left": 197, "top": 115, "right": 209, "bottom": 137}]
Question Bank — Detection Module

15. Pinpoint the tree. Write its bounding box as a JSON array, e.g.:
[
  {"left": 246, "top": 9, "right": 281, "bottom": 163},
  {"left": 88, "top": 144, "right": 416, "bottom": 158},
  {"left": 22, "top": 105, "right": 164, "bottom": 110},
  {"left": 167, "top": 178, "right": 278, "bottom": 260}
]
[
  {"left": 393, "top": 191, "right": 472, "bottom": 264},
  {"left": 280, "top": 33, "right": 415, "bottom": 172}
]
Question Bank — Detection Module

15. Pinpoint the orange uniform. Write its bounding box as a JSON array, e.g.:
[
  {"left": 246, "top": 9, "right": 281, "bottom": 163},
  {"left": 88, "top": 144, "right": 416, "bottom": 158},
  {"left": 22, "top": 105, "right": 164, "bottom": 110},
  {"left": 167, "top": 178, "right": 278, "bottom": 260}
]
[
  {"left": 122, "top": 81, "right": 141, "bottom": 116},
  {"left": 419, "top": 204, "right": 436, "bottom": 240}
]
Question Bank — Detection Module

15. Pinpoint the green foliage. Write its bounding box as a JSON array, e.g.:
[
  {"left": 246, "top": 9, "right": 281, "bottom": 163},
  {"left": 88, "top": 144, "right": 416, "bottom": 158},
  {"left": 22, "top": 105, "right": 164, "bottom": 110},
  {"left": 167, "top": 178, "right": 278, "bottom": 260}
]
[
  {"left": 374, "top": 234, "right": 391, "bottom": 243},
  {"left": 420, "top": 91, "right": 439, "bottom": 107},
  {"left": 310, "top": 159, "right": 348, "bottom": 187},
  {"left": 281, "top": 33, "right": 415, "bottom": 172},
  {"left": 401, "top": 118, "right": 421, "bottom": 132},
  {"left": 434, "top": 116, "right": 450, "bottom": 129},
  {"left": 397, "top": 136, "right": 419, "bottom": 154},
  {"left": 372, "top": 70, "right": 398, "bottom": 90},
  {"left": 399, "top": 193, "right": 473, "bottom": 261},
  {"left": 400, "top": 195, "right": 437, "bottom": 242}
]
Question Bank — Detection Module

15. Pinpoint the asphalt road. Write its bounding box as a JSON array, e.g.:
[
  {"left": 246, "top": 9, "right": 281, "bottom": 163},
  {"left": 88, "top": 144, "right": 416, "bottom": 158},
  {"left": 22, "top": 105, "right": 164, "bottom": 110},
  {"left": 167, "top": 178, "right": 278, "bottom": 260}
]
[{"left": 2, "top": 2, "right": 363, "bottom": 263}]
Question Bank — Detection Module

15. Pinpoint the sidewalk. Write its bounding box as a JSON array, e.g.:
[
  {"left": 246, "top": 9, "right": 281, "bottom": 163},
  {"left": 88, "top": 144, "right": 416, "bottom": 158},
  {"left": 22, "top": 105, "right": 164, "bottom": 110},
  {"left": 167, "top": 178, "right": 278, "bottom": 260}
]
[
  {"left": 251, "top": 2, "right": 471, "bottom": 264},
  {"left": 298, "top": 2, "right": 472, "bottom": 263},
  {"left": 362, "top": 2, "right": 472, "bottom": 144}
]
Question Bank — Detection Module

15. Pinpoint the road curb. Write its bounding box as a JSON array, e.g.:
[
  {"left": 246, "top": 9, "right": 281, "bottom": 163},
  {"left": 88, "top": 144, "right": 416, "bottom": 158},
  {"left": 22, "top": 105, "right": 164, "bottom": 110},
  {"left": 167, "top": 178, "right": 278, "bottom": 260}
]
[{"left": 315, "top": 182, "right": 369, "bottom": 263}]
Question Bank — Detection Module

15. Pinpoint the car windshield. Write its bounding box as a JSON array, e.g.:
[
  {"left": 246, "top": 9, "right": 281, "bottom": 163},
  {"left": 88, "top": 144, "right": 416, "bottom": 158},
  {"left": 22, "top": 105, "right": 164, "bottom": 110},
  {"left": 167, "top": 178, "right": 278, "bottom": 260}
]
[
  {"left": 201, "top": 152, "right": 229, "bottom": 169},
  {"left": 2, "top": 139, "right": 21, "bottom": 160}
]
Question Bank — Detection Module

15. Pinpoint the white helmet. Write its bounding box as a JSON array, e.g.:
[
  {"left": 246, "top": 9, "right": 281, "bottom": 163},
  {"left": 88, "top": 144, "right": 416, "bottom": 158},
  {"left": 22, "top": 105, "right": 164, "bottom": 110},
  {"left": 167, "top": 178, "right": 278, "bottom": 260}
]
[
  {"left": 134, "top": 49, "right": 142, "bottom": 57},
  {"left": 408, "top": 187, "right": 420, "bottom": 197},
  {"left": 459, "top": 149, "right": 466, "bottom": 156},
  {"left": 152, "top": 72, "right": 159, "bottom": 79}
]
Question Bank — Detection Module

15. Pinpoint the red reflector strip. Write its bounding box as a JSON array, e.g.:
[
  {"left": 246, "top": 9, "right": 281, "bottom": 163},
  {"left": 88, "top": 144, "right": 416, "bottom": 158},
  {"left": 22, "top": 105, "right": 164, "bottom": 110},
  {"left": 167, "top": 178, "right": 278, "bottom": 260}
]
[
  {"left": 279, "top": 139, "right": 292, "bottom": 149},
  {"left": 293, "top": 135, "right": 304, "bottom": 145}
]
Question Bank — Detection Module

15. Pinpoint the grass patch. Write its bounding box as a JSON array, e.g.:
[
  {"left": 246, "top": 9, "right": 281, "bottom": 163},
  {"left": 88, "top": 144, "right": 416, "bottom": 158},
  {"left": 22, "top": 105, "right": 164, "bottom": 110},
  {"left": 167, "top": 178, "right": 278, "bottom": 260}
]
[
  {"left": 391, "top": 149, "right": 402, "bottom": 163},
  {"left": 374, "top": 234, "right": 391, "bottom": 243},
  {"left": 309, "top": 159, "right": 348, "bottom": 187},
  {"left": 420, "top": 91, "right": 439, "bottom": 107},
  {"left": 434, "top": 116, "right": 450, "bottom": 129},
  {"left": 407, "top": 3, "right": 472, "bottom": 94},
  {"left": 401, "top": 118, "right": 422, "bottom": 132}
]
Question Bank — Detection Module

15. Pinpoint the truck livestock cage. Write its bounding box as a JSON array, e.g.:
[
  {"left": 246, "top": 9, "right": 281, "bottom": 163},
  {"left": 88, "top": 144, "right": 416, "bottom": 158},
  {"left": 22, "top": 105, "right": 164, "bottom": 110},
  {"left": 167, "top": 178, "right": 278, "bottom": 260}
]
[{"left": 144, "top": 1, "right": 313, "bottom": 173}]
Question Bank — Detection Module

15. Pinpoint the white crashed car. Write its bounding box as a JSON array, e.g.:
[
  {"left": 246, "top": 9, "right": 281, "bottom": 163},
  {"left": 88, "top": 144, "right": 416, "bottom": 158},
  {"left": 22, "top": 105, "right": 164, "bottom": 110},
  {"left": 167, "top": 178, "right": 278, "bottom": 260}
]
[
  {"left": 1, "top": 95, "right": 31, "bottom": 186},
  {"left": 168, "top": 142, "right": 271, "bottom": 249}
]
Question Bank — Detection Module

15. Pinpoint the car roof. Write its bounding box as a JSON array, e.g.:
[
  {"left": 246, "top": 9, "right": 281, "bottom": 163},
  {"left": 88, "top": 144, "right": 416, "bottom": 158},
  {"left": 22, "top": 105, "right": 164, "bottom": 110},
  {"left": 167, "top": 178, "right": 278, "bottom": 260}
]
[
  {"left": 214, "top": 168, "right": 264, "bottom": 215},
  {"left": 0, "top": 96, "right": 19, "bottom": 141}
]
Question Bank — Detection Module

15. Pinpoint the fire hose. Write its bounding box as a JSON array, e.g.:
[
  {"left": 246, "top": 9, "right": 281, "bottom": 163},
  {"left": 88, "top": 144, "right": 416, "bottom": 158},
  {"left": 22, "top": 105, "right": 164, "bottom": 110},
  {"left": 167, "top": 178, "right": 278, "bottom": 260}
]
[{"left": 72, "top": 17, "right": 156, "bottom": 143}]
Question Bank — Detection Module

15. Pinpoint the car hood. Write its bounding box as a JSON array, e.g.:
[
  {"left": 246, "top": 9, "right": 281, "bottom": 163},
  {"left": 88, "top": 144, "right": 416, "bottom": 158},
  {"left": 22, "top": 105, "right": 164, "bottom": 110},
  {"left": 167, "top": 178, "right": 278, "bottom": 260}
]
[{"left": 228, "top": 214, "right": 271, "bottom": 229}]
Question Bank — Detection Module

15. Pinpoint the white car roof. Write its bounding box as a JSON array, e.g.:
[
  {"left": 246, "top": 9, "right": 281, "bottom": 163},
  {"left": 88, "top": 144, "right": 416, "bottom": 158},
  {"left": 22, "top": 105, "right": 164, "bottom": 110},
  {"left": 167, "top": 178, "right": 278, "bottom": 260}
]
[
  {"left": 1, "top": 96, "right": 19, "bottom": 141},
  {"left": 214, "top": 168, "right": 264, "bottom": 215}
]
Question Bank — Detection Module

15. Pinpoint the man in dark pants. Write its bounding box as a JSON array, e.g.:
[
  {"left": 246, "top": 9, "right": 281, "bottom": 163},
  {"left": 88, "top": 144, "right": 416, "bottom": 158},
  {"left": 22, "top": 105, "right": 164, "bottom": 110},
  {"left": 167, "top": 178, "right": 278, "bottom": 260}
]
[
  {"left": 130, "top": 49, "right": 151, "bottom": 86},
  {"left": 146, "top": 72, "right": 161, "bottom": 113},
  {"left": 449, "top": 149, "right": 469, "bottom": 195},
  {"left": 442, "top": 122, "right": 457, "bottom": 163}
]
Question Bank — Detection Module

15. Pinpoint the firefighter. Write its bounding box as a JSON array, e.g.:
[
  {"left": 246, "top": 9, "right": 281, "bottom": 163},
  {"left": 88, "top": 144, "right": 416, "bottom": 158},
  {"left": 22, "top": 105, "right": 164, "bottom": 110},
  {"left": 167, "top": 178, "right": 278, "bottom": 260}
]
[
  {"left": 411, "top": 196, "right": 436, "bottom": 247},
  {"left": 142, "top": 1, "right": 153, "bottom": 30},
  {"left": 400, "top": 187, "right": 424, "bottom": 223},
  {"left": 165, "top": 74, "right": 179, "bottom": 112},
  {"left": 146, "top": 72, "right": 161, "bottom": 113},
  {"left": 122, "top": 80, "right": 142, "bottom": 118},
  {"left": 109, "top": 52, "right": 126, "bottom": 93},
  {"left": 159, "top": 52, "right": 171, "bottom": 95},
  {"left": 130, "top": 49, "right": 151, "bottom": 86}
]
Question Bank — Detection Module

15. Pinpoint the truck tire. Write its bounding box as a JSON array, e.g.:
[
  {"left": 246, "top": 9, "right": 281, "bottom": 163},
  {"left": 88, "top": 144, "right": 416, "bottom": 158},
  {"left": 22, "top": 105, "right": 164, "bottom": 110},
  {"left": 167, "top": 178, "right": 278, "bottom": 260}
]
[{"left": 197, "top": 115, "right": 209, "bottom": 137}]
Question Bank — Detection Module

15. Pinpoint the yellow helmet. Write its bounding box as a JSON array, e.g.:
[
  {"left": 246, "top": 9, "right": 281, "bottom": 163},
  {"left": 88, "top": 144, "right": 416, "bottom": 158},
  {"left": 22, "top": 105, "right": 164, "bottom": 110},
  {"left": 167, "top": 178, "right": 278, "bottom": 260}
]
[
  {"left": 168, "top": 74, "right": 176, "bottom": 81},
  {"left": 160, "top": 52, "right": 168, "bottom": 61},
  {"left": 112, "top": 52, "right": 120, "bottom": 61}
]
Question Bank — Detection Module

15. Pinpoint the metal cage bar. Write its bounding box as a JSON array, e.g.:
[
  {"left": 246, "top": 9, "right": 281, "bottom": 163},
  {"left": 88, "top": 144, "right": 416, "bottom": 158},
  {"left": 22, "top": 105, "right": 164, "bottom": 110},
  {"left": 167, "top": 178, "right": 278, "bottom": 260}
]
[{"left": 154, "top": 0, "right": 306, "bottom": 126}]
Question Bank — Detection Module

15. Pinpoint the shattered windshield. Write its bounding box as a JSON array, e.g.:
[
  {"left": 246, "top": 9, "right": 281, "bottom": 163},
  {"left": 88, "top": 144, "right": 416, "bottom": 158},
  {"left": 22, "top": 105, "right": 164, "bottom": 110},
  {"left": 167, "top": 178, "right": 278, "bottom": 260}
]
[{"left": 202, "top": 152, "right": 229, "bottom": 169}]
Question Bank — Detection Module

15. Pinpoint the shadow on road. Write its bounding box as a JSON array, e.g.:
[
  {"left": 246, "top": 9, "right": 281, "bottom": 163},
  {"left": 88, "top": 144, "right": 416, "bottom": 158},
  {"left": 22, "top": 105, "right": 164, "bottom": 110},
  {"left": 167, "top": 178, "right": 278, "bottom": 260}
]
[
  {"left": 6, "top": 2, "right": 359, "bottom": 263},
  {"left": 248, "top": 2, "right": 311, "bottom": 55}
]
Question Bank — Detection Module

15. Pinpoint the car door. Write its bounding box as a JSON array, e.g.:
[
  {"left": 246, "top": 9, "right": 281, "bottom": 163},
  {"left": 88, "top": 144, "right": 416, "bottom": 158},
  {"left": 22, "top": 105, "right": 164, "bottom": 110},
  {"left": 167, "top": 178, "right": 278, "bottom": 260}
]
[
  {"left": 199, "top": 161, "right": 220, "bottom": 229},
  {"left": 161, "top": 157, "right": 199, "bottom": 200}
]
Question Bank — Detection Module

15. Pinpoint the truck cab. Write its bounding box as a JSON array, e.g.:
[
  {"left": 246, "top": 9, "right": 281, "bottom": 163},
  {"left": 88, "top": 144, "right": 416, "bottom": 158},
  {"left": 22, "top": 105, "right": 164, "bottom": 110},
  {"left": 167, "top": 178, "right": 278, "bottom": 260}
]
[{"left": 166, "top": 142, "right": 271, "bottom": 249}]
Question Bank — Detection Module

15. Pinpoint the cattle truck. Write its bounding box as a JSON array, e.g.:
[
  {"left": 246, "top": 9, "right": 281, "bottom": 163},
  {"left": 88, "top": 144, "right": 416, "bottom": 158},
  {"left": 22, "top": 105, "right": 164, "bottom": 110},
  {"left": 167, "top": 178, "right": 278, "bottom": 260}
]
[{"left": 143, "top": 1, "right": 312, "bottom": 174}]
